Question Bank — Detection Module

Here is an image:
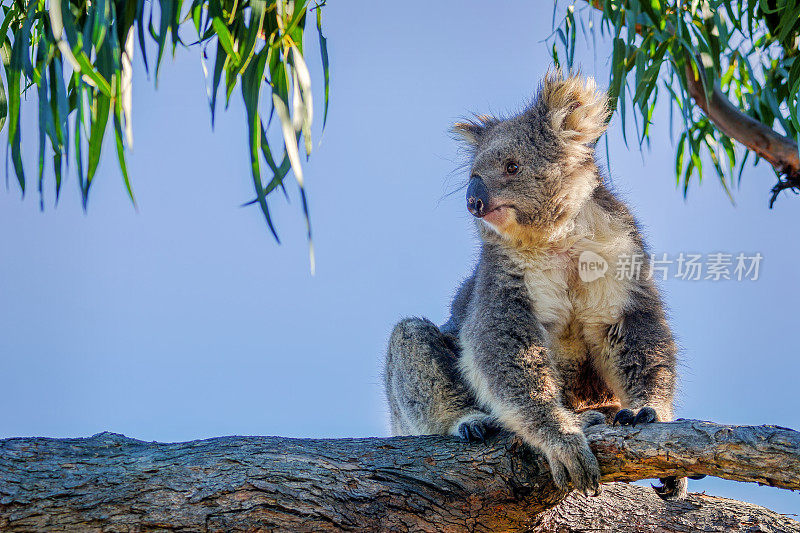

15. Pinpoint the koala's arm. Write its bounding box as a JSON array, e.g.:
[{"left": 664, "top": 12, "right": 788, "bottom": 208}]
[
  {"left": 604, "top": 279, "right": 678, "bottom": 423},
  {"left": 459, "top": 260, "right": 600, "bottom": 493}
]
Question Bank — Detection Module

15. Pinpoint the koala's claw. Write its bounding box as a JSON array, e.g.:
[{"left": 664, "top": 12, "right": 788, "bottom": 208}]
[
  {"left": 457, "top": 418, "right": 498, "bottom": 443},
  {"left": 613, "top": 408, "right": 635, "bottom": 426},
  {"left": 613, "top": 406, "right": 658, "bottom": 427},
  {"left": 458, "top": 422, "right": 482, "bottom": 442},
  {"left": 652, "top": 476, "right": 688, "bottom": 500},
  {"left": 634, "top": 406, "right": 658, "bottom": 425},
  {"left": 585, "top": 486, "right": 603, "bottom": 497}
]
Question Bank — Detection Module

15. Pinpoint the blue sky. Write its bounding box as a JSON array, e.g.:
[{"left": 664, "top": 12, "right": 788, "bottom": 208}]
[{"left": 2, "top": 1, "right": 798, "bottom": 515}]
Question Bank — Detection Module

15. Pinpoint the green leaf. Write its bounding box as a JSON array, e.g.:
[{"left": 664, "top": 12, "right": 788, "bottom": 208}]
[
  {"left": 155, "top": 0, "right": 174, "bottom": 78},
  {"left": 38, "top": 73, "right": 49, "bottom": 210},
  {"left": 85, "top": 92, "right": 111, "bottom": 207},
  {"left": 632, "top": 40, "right": 668, "bottom": 106},
  {"left": 566, "top": 7, "right": 576, "bottom": 69},
  {"left": 241, "top": 48, "right": 279, "bottom": 241},
  {"left": 737, "top": 148, "right": 750, "bottom": 186},
  {"left": 675, "top": 132, "right": 686, "bottom": 184},
  {"left": 316, "top": 5, "right": 329, "bottom": 131},
  {"left": 787, "top": 57, "right": 800, "bottom": 134},
  {"left": 607, "top": 37, "right": 626, "bottom": 114},
  {"left": 11, "top": 0, "right": 36, "bottom": 79},
  {"left": 775, "top": 0, "right": 800, "bottom": 44},
  {"left": 74, "top": 79, "right": 86, "bottom": 199},
  {"left": 261, "top": 130, "right": 291, "bottom": 195},
  {"left": 73, "top": 52, "right": 113, "bottom": 96},
  {"left": 49, "top": 57, "right": 69, "bottom": 201},
  {"left": 92, "top": 0, "right": 109, "bottom": 53},
  {"left": 209, "top": 39, "right": 227, "bottom": 126},
  {"left": 0, "top": 4, "right": 18, "bottom": 41},
  {"left": 190, "top": 0, "right": 205, "bottom": 36},
  {"left": 136, "top": 0, "right": 150, "bottom": 73},
  {"left": 113, "top": 110, "right": 136, "bottom": 207},
  {"left": 211, "top": 15, "right": 240, "bottom": 64},
  {"left": 551, "top": 41, "right": 561, "bottom": 69},
  {"left": 0, "top": 71, "right": 7, "bottom": 133},
  {"left": 238, "top": 0, "right": 266, "bottom": 74},
  {"left": 6, "top": 56, "right": 24, "bottom": 192},
  {"left": 290, "top": 45, "right": 313, "bottom": 157},
  {"left": 272, "top": 68, "right": 303, "bottom": 188}
]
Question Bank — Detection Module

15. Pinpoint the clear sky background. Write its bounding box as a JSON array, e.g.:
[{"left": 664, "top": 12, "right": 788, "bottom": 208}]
[{"left": 2, "top": 0, "right": 798, "bottom": 516}]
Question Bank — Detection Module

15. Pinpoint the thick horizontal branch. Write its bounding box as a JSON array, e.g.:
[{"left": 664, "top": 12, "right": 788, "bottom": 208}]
[
  {"left": 0, "top": 420, "right": 798, "bottom": 531},
  {"left": 588, "top": 419, "right": 800, "bottom": 490}
]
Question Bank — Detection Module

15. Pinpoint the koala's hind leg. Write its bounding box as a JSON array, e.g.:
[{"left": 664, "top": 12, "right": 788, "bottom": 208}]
[
  {"left": 600, "top": 287, "right": 689, "bottom": 499},
  {"left": 385, "top": 318, "right": 497, "bottom": 440}
]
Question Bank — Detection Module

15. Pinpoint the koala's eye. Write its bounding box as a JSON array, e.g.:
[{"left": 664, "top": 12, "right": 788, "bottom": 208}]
[{"left": 505, "top": 161, "right": 519, "bottom": 175}]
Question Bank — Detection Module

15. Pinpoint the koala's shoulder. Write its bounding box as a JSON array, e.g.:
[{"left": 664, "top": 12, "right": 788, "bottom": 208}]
[{"left": 592, "top": 184, "right": 644, "bottom": 246}]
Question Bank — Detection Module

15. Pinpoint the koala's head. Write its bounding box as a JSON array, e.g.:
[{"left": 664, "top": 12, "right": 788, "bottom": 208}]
[{"left": 454, "top": 71, "right": 609, "bottom": 245}]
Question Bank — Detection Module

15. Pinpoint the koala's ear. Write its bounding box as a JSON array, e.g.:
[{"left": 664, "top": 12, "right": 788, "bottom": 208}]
[
  {"left": 452, "top": 115, "right": 496, "bottom": 146},
  {"left": 536, "top": 69, "right": 610, "bottom": 146}
]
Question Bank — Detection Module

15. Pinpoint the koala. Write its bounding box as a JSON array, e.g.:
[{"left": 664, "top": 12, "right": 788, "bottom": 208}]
[{"left": 384, "top": 70, "right": 692, "bottom": 499}]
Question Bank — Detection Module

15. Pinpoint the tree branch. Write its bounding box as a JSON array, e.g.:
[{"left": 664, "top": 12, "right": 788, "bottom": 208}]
[
  {"left": 1, "top": 420, "right": 798, "bottom": 531},
  {"left": 535, "top": 482, "right": 799, "bottom": 532}
]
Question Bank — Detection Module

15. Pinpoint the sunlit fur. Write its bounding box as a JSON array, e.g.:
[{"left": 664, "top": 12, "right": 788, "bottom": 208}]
[{"left": 385, "top": 70, "right": 686, "bottom": 499}]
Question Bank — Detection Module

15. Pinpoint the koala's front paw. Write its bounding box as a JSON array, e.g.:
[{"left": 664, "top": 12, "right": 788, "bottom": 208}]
[
  {"left": 613, "top": 406, "right": 658, "bottom": 427},
  {"left": 543, "top": 432, "right": 601, "bottom": 496},
  {"left": 578, "top": 410, "right": 606, "bottom": 430},
  {"left": 454, "top": 414, "right": 500, "bottom": 443}
]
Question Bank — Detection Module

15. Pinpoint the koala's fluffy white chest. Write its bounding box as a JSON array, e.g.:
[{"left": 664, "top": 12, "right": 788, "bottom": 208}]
[
  {"left": 518, "top": 236, "right": 636, "bottom": 358},
  {"left": 522, "top": 253, "right": 573, "bottom": 332}
]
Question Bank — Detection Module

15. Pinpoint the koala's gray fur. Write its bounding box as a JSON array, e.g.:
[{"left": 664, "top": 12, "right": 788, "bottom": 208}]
[{"left": 384, "top": 71, "right": 688, "bottom": 499}]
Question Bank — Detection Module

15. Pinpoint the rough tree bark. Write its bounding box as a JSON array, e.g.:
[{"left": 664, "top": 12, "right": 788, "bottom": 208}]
[{"left": 1, "top": 419, "right": 798, "bottom": 532}]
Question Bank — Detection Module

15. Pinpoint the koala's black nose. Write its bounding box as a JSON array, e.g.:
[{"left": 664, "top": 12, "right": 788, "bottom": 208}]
[{"left": 466, "top": 175, "right": 490, "bottom": 218}]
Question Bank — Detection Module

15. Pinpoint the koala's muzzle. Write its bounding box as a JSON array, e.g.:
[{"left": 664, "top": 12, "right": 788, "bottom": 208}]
[{"left": 467, "top": 175, "right": 490, "bottom": 218}]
